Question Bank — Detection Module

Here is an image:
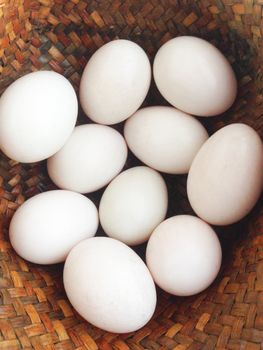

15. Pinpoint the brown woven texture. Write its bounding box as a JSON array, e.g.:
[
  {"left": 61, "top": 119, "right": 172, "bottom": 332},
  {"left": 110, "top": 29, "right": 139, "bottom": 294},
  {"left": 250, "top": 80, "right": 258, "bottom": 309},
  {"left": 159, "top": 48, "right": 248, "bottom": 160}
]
[{"left": 0, "top": 0, "right": 263, "bottom": 349}]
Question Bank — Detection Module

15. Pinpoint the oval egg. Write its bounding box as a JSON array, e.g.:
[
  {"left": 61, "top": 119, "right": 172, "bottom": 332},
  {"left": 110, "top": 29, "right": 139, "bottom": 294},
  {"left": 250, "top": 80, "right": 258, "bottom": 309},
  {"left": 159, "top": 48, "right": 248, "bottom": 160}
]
[
  {"left": 80, "top": 39, "right": 151, "bottom": 125},
  {"left": 63, "top": 237, "right": 157, "bottom": 333},
  {"left": 99, "top": 166, "right": 168, "bottom": 245},
  {"left": 47, "top": 124, "right": 128, "bottom": 193},
  {"left": 124, "top": 106, "right": 208, "bottom": 174},
  {"left": 0, "top": 71, "right": 78, "bottom": 163},
  {"left": 146, "top": 215, "right": 222, "bottom": 296},
  {"left": 153, "top": 36, "right": 237, "bottom": 117},
  {"left": 9, "top": 190, "right": 99, "bottom": 264},
  {"left": 187, "top": 123, "right": 263, "bottom": 225}
]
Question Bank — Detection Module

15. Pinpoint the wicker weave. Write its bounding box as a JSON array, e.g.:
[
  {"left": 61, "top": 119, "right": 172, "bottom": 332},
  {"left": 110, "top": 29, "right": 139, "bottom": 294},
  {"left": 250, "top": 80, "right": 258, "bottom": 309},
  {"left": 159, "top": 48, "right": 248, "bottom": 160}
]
[{"left": 0, "top": 0, "right": 263, "bottom": 349}]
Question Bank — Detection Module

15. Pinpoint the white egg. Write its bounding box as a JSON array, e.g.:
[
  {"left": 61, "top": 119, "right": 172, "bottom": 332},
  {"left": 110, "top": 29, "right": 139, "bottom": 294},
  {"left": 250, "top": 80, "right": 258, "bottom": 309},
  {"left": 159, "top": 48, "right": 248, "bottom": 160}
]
[
  {"left": 9, "top": 190, "right": 98, "bottom": 264},
  {"left": 124, "top": 106, "right": 208, "bottom": 174},
  {"left": 47, "top": 124, "right": 128, "bottom": 193},
  {"left": 153, "top": 36, "right": 237, "bottom": 117},
  {"left": 146, "top": 215, "right": 222, "bottom": 296},
  {"left": 64, "top": 237, "right": 156, "bottom": 333},
  {"left": 99, "top": 166, "right": 168, "bottom": 245},
  {"left": 187, "top": 123, "right": 263, "bottom": 225},
  {"left": 80, "top": 39, "right": 151, "bottom": 125},
  {"left": 0, "top": 71, "right": 78, "bottom": 163}
]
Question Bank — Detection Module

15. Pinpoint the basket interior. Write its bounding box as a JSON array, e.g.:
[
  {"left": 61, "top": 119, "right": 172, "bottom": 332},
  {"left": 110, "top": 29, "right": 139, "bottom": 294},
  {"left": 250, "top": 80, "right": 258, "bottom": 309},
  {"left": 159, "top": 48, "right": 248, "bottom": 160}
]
[{"left": 0, "top": 1, "right": 263, "bottom": 349}]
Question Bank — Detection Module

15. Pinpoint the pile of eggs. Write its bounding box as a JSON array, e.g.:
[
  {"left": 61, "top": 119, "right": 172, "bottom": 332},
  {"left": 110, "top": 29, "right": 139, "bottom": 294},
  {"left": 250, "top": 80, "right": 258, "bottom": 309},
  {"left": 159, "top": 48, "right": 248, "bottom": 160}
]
[{"left": 1, "top": 36, "right": 262, "bottom": 334}]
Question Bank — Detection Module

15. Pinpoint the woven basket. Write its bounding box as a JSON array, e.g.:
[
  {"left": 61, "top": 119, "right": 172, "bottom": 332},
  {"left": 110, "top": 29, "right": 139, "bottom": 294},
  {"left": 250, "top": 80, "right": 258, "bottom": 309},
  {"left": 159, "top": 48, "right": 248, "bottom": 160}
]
[{"left": 0, "top": 1, "right": 263, "bottom": 349}]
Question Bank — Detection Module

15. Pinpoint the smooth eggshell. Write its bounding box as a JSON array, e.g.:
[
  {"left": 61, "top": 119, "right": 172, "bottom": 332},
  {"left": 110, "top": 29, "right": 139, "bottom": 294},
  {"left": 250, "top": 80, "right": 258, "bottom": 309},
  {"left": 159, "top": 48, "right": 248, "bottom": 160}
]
[
  {"left": 9, "top": 190, "right": 98, "bottom": 264},
  {"left": 153, "top": 36, "right": 237, "bottom": 117},
  {"left": 0, "top": 71, "right": 78, "bottom": 162},
  {"left": 124, "top": 106, "right": 208, "bottom": 174},
  {"left": 146, "top": 215, "right": 222, "bottom": 296},
  {"left": 80, "top": 39, "right": 151, "bottom": 125},
  {"left": 99, "top": 166, "right": 168, "bottom": 245},
  {"left": 47, "top": 124, "right": 128, "bottom": 193},
  {"left": 187, "top": 123, "right": 263, "bottom": 225},
  {"left": 64, "top": 237, "right": 157, "bottom": 333}
]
